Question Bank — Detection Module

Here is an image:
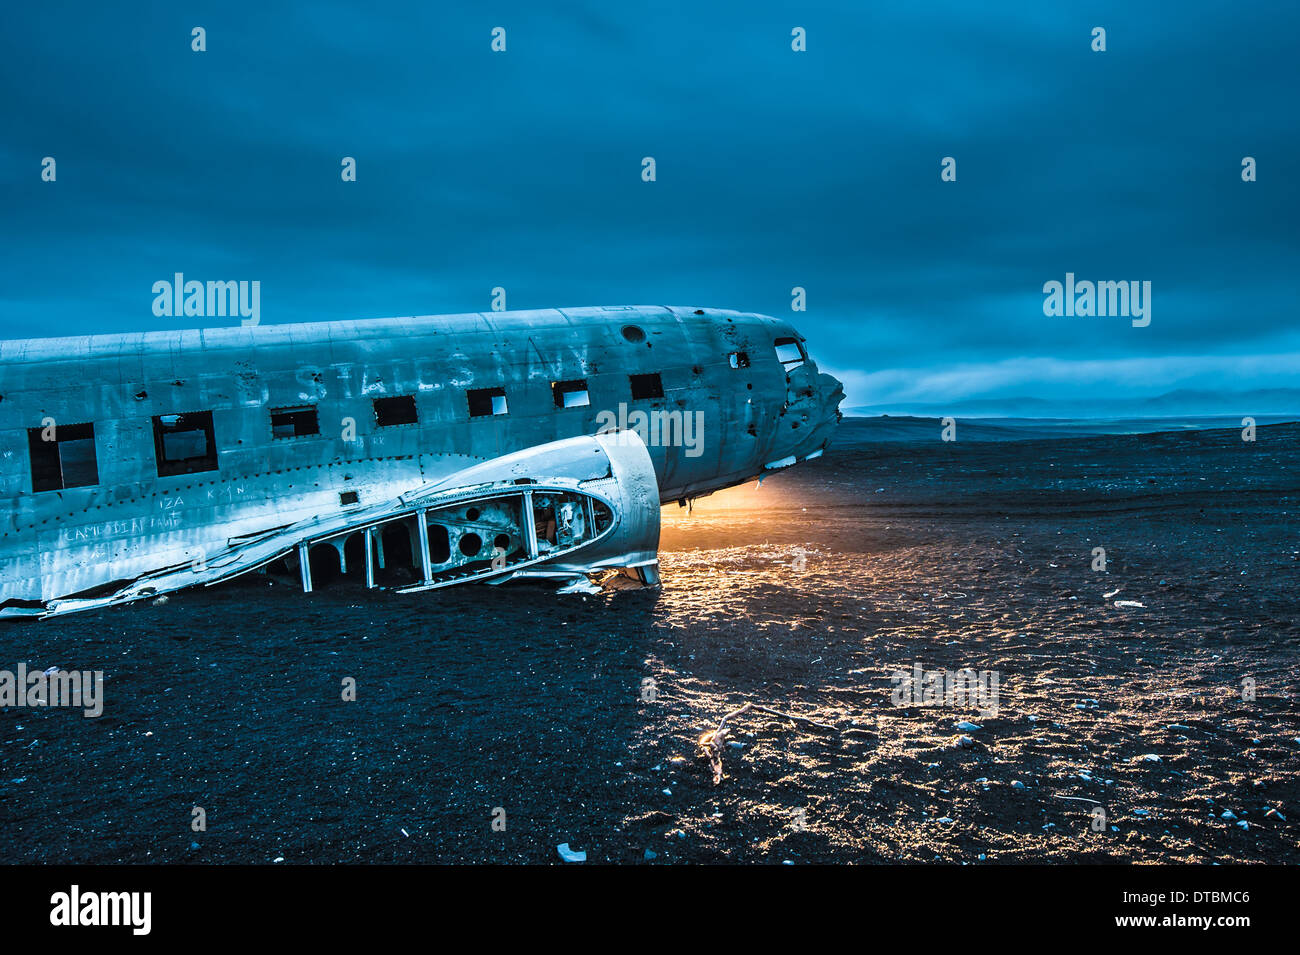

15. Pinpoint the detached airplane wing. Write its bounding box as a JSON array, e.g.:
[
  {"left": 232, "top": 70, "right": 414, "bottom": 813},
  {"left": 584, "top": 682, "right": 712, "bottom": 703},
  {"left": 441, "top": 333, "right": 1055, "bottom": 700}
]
[{"left": 39, "top": 431, "right": 661, "bottom": 617}]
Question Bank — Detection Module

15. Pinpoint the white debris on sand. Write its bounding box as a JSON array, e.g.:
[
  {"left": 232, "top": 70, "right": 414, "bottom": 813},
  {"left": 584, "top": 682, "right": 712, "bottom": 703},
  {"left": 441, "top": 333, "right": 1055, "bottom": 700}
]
[
  {"left": 556, "top": 577, "right": 603, "bottom": 595},
  {"left": 556, "top": 843, "right": 587, "bottom": 863}
]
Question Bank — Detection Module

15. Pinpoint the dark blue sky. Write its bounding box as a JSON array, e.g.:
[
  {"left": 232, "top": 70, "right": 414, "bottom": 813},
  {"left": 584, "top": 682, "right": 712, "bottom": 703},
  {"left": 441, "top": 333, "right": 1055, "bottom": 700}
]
[{"left": 3, "top": 1, "right": 1296, "bottom": 406}]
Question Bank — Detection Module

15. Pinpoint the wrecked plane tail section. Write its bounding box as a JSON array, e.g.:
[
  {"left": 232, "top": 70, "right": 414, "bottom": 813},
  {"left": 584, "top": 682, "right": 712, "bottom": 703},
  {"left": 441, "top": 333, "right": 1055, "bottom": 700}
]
[{"left": 24, "top": 432, "right": 661, "bottom": 619}]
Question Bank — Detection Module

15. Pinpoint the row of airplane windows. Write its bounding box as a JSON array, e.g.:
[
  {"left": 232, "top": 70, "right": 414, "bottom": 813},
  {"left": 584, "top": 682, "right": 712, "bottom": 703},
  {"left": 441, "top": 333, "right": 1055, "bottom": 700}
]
[
  {"left": 19, "top": 338, "right": 806, "bottom": 495},
  {"left": 21, "top": 370, "right": 680, "bottom": 494}
]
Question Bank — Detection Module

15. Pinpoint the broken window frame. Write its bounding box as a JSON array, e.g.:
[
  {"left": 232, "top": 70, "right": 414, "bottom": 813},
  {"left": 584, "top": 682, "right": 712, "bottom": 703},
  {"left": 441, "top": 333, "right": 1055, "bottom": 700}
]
[
  {"left": 774, "top": 337, "right": 806, "bottom": 371},
  {"left": 27, "top": 421, "right": 99, "bottom": 492},
  {"left": 152, "top": 411, "right": 219, "bottom": 478},
  {"left": 269, "top": 405, "right": 320, "bottom": 439}
]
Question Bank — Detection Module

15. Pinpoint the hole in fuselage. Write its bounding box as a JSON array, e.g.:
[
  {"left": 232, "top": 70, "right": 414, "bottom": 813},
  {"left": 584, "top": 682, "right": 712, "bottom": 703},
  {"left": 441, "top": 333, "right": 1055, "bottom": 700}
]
[{"left": 458, "top": 532, "right": 483, "bottom": 557}]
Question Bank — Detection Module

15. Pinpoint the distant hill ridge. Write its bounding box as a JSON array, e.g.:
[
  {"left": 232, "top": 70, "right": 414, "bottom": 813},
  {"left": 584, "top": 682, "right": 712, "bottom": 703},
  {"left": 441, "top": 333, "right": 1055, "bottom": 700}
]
[{"left": 850, "top": 388, "right": 1300, "bottom": 418}]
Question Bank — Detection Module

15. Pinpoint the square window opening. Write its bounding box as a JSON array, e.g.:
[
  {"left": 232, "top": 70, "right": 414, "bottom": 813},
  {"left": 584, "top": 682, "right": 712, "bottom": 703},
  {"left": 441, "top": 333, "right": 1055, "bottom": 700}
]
[
  {"left": 551, "top": 379, "right": 590, "bottom": 409},
  {"left": 270, "top": 405, "right": 320, "bottom": 439},
  {"left": 629, "top": 372, "right": 664, "bottom": 400},
  {"left": 467, "top": 387, "right": 509, "bottom": 418},
  {"left": 728, "top": 351, "right": 750, "bottom": 369},
  {"left": 374, "top": 394, "right": 418, "bottom": 427},
  {"left": 27, "top": 421, "right": 99, "bottom": 492},
  {"left": 153, "top": 411, "right": 218, "bottom": 477}
]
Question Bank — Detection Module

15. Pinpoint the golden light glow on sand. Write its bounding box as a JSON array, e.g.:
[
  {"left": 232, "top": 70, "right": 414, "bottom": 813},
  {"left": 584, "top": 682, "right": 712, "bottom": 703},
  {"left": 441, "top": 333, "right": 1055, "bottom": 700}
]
[{"left": 660, "top": 479, "right": 799, "bottom": 525}]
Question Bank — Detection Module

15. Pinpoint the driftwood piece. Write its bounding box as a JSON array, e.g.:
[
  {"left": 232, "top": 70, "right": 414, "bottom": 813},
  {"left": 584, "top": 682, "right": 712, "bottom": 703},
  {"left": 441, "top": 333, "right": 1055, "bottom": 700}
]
[{"left": 699, "top": 701, "right": 838, "bottom": 785}]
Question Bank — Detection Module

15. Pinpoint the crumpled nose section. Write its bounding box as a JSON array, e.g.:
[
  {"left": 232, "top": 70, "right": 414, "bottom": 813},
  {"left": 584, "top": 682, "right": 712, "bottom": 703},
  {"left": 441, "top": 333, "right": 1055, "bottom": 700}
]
[
  {"left": 808, "top": 370, "right": 845, "bottom": 448},
  {"left": 820, "top": 371, "right": 846, "bottom": 420},
  {"left": 767, "top": 362, "right": 845, "bottom": 469}
]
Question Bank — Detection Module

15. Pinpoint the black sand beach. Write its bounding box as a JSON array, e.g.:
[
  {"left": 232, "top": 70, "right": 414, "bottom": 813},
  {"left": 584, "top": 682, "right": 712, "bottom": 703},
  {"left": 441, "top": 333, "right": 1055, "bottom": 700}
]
[{"left": 2, "top": 418, "right": 1297, "bottom": 863}]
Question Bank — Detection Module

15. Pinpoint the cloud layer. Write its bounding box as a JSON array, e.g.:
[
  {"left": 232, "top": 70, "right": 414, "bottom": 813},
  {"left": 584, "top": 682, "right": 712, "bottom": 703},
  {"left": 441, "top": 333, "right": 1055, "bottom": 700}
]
[{"left": 2, "top": 2, "right": 1295, "bottom": 407}]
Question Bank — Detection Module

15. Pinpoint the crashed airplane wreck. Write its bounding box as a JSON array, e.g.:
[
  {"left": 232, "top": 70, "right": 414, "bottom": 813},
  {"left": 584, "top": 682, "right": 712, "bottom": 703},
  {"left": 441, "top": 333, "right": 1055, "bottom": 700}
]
[{"left": 0, "top": 306, "right": 843, "bottom": 619}]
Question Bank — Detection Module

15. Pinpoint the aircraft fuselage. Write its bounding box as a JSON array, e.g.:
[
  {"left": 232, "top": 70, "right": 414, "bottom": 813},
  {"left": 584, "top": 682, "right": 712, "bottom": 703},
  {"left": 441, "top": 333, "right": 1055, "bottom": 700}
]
[{"left": 0, "top": 305, "right": 843, "bottom": 608}]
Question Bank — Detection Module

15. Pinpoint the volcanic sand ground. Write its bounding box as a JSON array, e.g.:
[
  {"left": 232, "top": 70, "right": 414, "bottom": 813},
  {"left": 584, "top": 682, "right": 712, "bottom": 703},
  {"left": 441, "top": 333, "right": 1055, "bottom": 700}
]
[{"left": 2, "top": 419, "right": 1297, "bottom": 863}]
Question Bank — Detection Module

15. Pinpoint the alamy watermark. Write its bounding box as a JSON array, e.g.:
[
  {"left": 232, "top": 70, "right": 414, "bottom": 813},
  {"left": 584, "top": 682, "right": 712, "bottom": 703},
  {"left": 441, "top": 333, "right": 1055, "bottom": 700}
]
[
  {"left": 0, "top": 663, "right": 103, "bottom": 717},
  {"left": 595, "top": 403, "right": 704, "bottom": 458},
  {"left": 1043, "top": 273, "right": 1150, "bottom": 327},
  {"left": 891, "top": 663, "right": 1000, "bottom": 718},
  {"left": 50, "top": 885, "right": 150, "bottom": 935},
  {"left": 152, "top": 273, "right": 260, "bottom": 326}
]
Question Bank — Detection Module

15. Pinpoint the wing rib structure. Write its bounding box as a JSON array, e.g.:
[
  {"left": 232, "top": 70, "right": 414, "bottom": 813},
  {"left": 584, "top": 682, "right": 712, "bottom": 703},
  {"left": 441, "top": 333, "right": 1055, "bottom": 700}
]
[{"left": 31, "top": 431, "right": 661, "bottom": 618}]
